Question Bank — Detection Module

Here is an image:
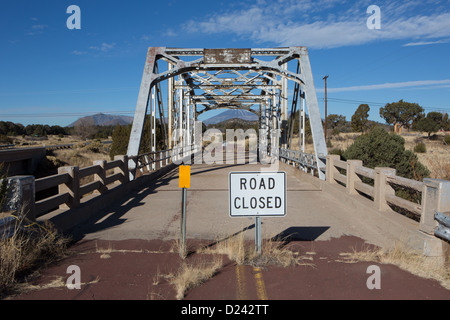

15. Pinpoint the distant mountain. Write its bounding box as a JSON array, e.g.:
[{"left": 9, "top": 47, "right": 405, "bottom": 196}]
[
  {"left": 203, "top": 109, "right": 258, "bottom": 125},
  {"left": 68, "top": 113, "right": 134, "bottom": 127}
]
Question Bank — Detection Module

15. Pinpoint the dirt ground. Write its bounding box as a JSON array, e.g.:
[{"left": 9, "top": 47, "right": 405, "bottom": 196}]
[{"left": 5, "top": 235, "right": 449, "bottom": 304}]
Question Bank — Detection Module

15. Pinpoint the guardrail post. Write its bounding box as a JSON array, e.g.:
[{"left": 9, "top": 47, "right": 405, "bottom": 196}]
[
  {"left": 346, "top": 160, "right": 363, "bottom": 195},
  {"left": 3, "top": 176, "right": 36, "bottom": 221},
  {"left": 420, "top": 179, "right": 450, "bottom": 234},
  {"left": 326, "top": 155, "right": 340, "bottom": 184},
  {"left": 93, "top": 160, "right": 108, "bottom": 194},
  {"left": 58, "top": 166, "right": 80, "bottom": 208},
  {"left": 114, "top": 155, "right": 129, "bottom": 184},
  {"left": 374, "top": 167, "right": 396, "bottom": 211}
]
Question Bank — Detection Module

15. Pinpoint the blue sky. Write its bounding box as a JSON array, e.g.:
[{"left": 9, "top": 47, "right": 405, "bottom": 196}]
[{"left": 1, "top": 0, "right": 449, "bottom": 127}]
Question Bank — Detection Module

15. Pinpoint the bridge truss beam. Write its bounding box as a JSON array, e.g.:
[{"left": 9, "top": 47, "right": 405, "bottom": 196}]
[{"left": 127, "top": 47, "right": 327, "bottom": 179}]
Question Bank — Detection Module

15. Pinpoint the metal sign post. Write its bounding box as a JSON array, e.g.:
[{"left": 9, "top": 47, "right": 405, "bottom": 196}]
[
  {"left": 229, "top": 171, "right": 286, "bottom": 256},
  {"left": 255, "top": 216, "right": 262, "bottom": 255},
  {"left": 179, "top": 165, "right": 191, "bottom": 257}
]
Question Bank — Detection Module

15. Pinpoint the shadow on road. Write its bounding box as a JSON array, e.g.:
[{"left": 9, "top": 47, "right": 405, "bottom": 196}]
[
  {"left": 70, "top": 169, "right": 178, "bottom": 241},
  {"left": 191, "top": 223, "right": 257, "bottom": 257},
  {"left": 271, "top": 226, "right": 330, "bottom": 244}
]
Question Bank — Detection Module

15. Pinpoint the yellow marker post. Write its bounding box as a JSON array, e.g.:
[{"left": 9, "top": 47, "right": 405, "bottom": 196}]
[
  {"left": 179, "top": 166, "right": 190, "bottom": 257},
  {"left": 179, "top": 165, "right": 191, "bottom": 188}
]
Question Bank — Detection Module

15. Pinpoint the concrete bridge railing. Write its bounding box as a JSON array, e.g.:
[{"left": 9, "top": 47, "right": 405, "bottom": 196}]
[
  {"left": 280, "top": 150, "right": 450, "bottom": 247},
  {"left": 325, "top": 154, "right": 450, "bottom": 238},
  {"left": 0, "top": 149, "right": 175, "bottom": 235}
]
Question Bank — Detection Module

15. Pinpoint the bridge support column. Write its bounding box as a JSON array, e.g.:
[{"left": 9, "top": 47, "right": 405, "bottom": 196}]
[
  {"left": 2, "top": 176, "right": 36, "bottom": 221},
  {"left": 326, "top": 155, "right": 340, "bottom": 184},
  {"left": 114, "top": 155, "right": 129, "bottom": 184},
  {"left": 420, "top": 179, "right": 450, "bottom": 234},
  {"left": 374, "top": 167, "right": 396, "bottom": 211},
  {"left": 93, "top": 160, "right": 108, "bottom": 194},
  {"left": 58, "top": 166, "right": 80, "bottom": 208},
  {"left": 346, "top": 160, "right": 363, "bottom": 195},
  {"left": 417, "top": 179, "right": 450, "bottom": 261}
]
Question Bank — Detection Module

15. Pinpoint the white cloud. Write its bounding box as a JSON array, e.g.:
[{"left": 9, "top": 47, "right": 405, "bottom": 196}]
[
  {"left": 182, "top": 0, "right": 450, "bottom": 49},
  {"left": 31, "top": 24, "right": 47, "bottom": 30},
  {"left": 162, "top": 29, "right": 177, "bottom": 37},
  {"left": 71, "top": 50, "right": 87, "bottom": 55},
  {"left": 26, "top": 24, "right": 48, "bottom": 36},
  {"left": 403, "top": 38, "right": 450, "bottom": 46},
  {"left": 89, "top": 42, "right": 116, "bottom": 52}
]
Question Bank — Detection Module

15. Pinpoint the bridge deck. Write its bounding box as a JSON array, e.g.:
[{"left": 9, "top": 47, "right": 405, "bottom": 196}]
[{"left": 72, "top": 160, "right": 419, "bottom": 250}]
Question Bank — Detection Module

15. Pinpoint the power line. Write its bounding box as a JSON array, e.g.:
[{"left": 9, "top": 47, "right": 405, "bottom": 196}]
[
  {"left": 320, "top": 97, "right": 385, "bottom": 106},
  {"left": 318, "top": 97, "right": 450, "bottom": 112}
]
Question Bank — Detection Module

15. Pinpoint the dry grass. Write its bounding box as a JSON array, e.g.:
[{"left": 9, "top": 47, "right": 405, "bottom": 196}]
[
  {"left": 18, "top": 275, "right": 100, "bottom": 292},
  {"left": 426, "top": 157, "right": 450, "bottom": 180},
  {"left": 197, "top": 231, "right": 307, "bottom": 268},
  {"left": 198, "top": 230, "right": 249, "bottom": 264},
  {"left": 156, "top": 232, "right": 309, "bottom": 300},
  {"left": 13, "top": 134, "right": 82, "bottom": 148},
  {"left": 340, "top": 241, "right": 450, "bottom": 289},
  {"left": 52, "top": 146, "right": 110, "bottom": 170},
  {"left": 253, "top": 238, "right": 310, "bottom": 268},
  {"left": 167, "top": 257, "right": 223, "bottom": 300},
  {"left": 402, "top": 132, "right": 450, "bottom": 180},
  {"left": 0, "top": 215, "right": 70, "bottom": 297},
  {"left": 311, "top": 131, "right": 450, "bottom": 180}
]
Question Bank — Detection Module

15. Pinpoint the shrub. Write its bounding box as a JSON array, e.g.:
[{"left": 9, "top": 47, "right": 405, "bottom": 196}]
[
  {"left": 83, "top": 140, "right": 103, "bottom": 153},
  {"left": 342, "top": 126, "right": 430, "bottom": 180},
  {"left": 110, "top": 124, "right": 131, "bottom": 160},
  {"left": 326, "top": 139, "right": 333, "bottom": 148},
  {"left": 413, "top": 142, "right": 427, "bottom": 153},
  {"left": 444, "top": 135, "right": 450, "bottom": 145},
  {"left": 0, "top": 135, "right": 12, "bottom": 144},
  {"left": 0, "top": 163, "right": 10, "bottom": 211},
  {"left": 329, "top": 148, "right": 344, "bottom": 157}
]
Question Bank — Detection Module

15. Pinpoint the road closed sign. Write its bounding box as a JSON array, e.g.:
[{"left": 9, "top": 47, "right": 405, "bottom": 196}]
[{"left": 229, "top": 171, "right": 286, "bottom": 217}]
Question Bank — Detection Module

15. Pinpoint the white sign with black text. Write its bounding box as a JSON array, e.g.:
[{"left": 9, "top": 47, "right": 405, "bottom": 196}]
[{"left": 229, "top": 171, "right": 286, "bottom": 217}]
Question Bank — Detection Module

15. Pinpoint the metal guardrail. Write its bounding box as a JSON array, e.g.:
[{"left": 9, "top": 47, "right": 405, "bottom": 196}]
[
  {"left": 434, "top": 211, "right": 450, "bottom": 242},
  {"left": 279, "top": 148, "right": 317, "bottom": 169},
  {"left": 0, "top": 144, "right": 15, "bottom": 149},
  {"left": 279, "top": 148, "right": 327, "bottom": 179}
]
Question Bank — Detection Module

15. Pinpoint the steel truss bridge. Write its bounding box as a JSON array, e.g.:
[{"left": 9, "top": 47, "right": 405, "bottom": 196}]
[{"left": 127, "top": 47, "right": 327, "bottom": 180}]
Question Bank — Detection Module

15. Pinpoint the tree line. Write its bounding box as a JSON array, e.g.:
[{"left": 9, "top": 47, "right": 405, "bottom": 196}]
[
  {"left": 327, "top": 100, "right": 450, "bottom": 137},
  {"left": 0, "top": 121, "right": 116, "bottom": 141},
  {"left": 0, "top": 121, "right": 67, "bottom": 137}
]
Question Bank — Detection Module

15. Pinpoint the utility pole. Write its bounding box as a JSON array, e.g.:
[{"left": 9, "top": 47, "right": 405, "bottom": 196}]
[{"left": 323, "top": 75, "right": 329, "bottom": 140}]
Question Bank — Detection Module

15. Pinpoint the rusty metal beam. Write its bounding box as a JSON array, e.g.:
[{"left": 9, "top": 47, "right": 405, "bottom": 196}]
[{"left": 127, "top": 46, "right": 327, "bottom": 179}]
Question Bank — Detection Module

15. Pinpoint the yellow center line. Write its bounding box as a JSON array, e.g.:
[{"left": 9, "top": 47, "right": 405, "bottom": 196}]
[
  {"left": 253, "top": 267, "right": 268, "bottom": 300},
  {"left": 236, "top": 265, "right": 248, "bottom": 300}
]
